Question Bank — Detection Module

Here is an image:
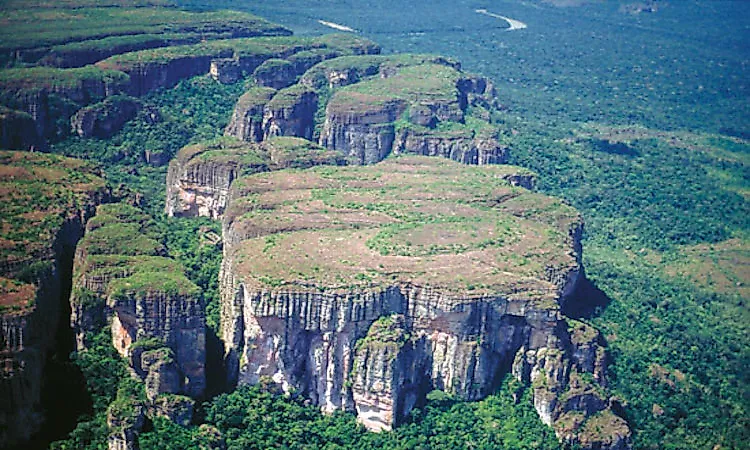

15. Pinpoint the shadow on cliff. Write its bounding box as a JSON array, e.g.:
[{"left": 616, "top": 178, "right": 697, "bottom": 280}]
[
  {"left": 16, "top": 244, "right": 93, "bottom": 450},
  {"left": 562, "top": 275, "right": 613, "bottom": 320}
]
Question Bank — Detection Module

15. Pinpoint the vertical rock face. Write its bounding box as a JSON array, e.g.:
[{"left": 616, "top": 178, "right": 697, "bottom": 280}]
[
  {"left": 0, "top": 151, "right": 107, "bottom": 448},
  {"left": 262, "top": 85, "right": 318, "bottom": 141},
  {"left": 319, "top": 97, "right": 406, "bottom": 164},
  {"left": 217, "top": 157, "right": 631, "bottom": 448},
  {"left": 0, "top": 33, "right": 381, "bottom": 150},
  {"left": 165, "top": 136, "right": 344, "bottom": 219},
  {"left": 210, "top": 58, "right": 242, "bottom": 84},
  {"left": 253, "top": 58, "right": 298, "bottom": 89},
  {"left": 393, "top": 130, "right": 508, "bottom": 165},
  {"left": 317, "top": 61, "right": 507, "bottom": 166},
  {"left": 224, "top": 87, "right": 277, "bottom": 142},
  {"left": 70, "top": 96, "right": 141, "bottom": 138},
  {"left": 69, "top": 203, "right": 206, "bottom": 399},
  {"left": 107, "top": 399, "right": 145, "bottom": 450},
  {"left": 0, "top": 68, "right": 130, "bottom": 140}
]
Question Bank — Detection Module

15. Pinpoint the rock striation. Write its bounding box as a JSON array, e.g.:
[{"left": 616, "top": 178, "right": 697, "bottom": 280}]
[
  {"left": 0, "top": 151, "right": 108, "bottom": 448},
  {"left": 317, "top": 60, "right": 508, "bottom": 165},
  {"left": 165, "top": 136, "right": 344, "bottom": 219},
  {"left": 262, "top": 84, "right": 319, "bottom": 141},
  {"left": 70, "top": 202, "right": 206, "bottom": 399},
  {"left": 225, "top": 87, "right": 277, "bottom": 142},
  {"left": 0, "top": 33, "right": 381, "bottom": 148},
  {"left": 217, "top": 156, "right": 630, "bottom": 447}
]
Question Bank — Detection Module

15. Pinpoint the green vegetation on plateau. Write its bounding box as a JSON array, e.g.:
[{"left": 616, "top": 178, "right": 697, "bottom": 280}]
[
  {"left": 177, "top": 135, "right": 343, "bottom": 172},
  {"left": 0, "top": 0, "right": 746, "bottom": 449},
  {"left": 0, "top": 5, "right": 289, "bottom": 60},
  {"left": 0, "top": 151, "right": 106, "bottom": 314},
  {"left": 227, "top": 155, "right": 576, "bottom": 298}
]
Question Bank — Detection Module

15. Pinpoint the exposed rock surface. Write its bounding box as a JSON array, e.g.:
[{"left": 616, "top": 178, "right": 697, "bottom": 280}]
[
  {"left": 0, "top": 67, "right": 130, "bottom": 140},
  {"left": 217, "top": 156, "right": 629, "bottom": 447},
  {"left": 0, "top": 151, "right": 108, "bottom": 448},
  {"left": 318, "top": 61, "right": 506, "bottom": 165},
  {"left": 149, "top": 394, "right": 195, "bottom": 427},
  {"left": 224, "top": 87, "right": 277, "bottom": 142},
  {"left": 70, "top": 203, "right": 206, "bottom": 398},
  {"left": 70, "top": 96, "right": 141, "bottom": 138},
  {"left": 0, "top": 33, "right": 380, "bottom": 148},
  {"left": 107, "top": 396, "right": 145, "bottom": 450},
  {"left": 393, "top": 128, "right": 508, "bottom": 165},
  {"left": 165, "top": 136, "right": 344, "bottom": 219},
  {"left": 253, "top": 58, "right": 298, "bottom": 89},
  {"left": 262, "top": 84, "right": 319, "bottom": 141},
  {"left": 319, "top": 96, "right": 405, "bottom": 164}
]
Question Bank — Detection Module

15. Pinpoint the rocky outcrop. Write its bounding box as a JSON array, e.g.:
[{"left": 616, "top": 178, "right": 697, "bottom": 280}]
[
  {"left": 210, "top": 58, "right": 242, "bottom": 84},
  {"left": 299, "top": 54, "right": 460, "bottom": 91},
  {"left": 224, "top": 87, "right": 276, "bottom": 142},
  {"left": 165, "top": 136, "right": 343, "bottom": 219},
  {"left": 0, "top": 34, "right": 380, "bottom": 148},
  {"left": 253, "top": 59, "right": 298, "bottom": 89},
  {"left": 0, "top": 151, "right": 108, "bottom": 448},
  {"left": 149, "top": 394, "right": 195, "bottom": 427},
  {"left": 0, "top": 67, "right": 130, "bottom": 140},
  {"left": 70, "top": 96, "right": 141, "bottom": 138},
  {"left": 513, "top": 320, "right": 631, "bottom": 449},
  {"left": 319, "top": 96, "right": 406, "bottom": 164},
  {"left": 69, "top": 203, "right": 206, "bottom": 399},
  {"left": 350, "top": 315, "right": 428, "bottom": 431},
  {"left": 262, "top": 85, "right": 318, "bottom": 141},
  {"left": 393, "top": 128, "right": 508, "bottom": 165},
  {"left": 318, "top": 61, "right": 506, "bottom": 166},
  {"left": 217, "top": 156, "right": 629, "bottom": 447}
]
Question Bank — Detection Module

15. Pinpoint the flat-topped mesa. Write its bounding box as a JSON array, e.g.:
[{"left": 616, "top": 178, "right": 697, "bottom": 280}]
[
  {"left": 218, "top": 156, "right": 629, "bottom": 447},
  {"left": 165, "top": 136, "right": 344, "bottom": 219},
  {"left": 0, "top": 151, "right": 108, "bottom": 448},
  {"left": 318, "top": 60, "right": 507, "bottom": 165},
  {"left": 298, "top": 54, "right": 461, "bottom": 91},
  {"left": 70, "top": 202, "right": 206, "bottom": 400},
  {"left": 0, "top": 7, "right": 292, "bottom": 68}
]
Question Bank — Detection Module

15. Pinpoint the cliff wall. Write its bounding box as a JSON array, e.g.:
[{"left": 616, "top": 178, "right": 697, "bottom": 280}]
[
  {"left": 0, "top": 151, "right": 108, "bottom": 447},
  {"left": 317, "top": 61, "right": 507, "bottom": 165},
  {"left": 69, "top": 202, "right": 206, "bottom": 400},
  {"left": 165, "top": 136, "right": 343, "bottom": 219},
  {"left": 0, "top": 34, "right": 381, "bottom": 147},
  {"left": 217, "top": 156, "right": 631, "bottom": 448}
]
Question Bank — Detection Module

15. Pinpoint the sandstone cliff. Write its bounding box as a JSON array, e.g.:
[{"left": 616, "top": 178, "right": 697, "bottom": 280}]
[
  {"left": 0, "top": 151, "right": 108, "bottom": 448},
  {"left": 224, "top": 87, "right": 277, "bottom": 142},
  {"left": 262, "top": 84, "right": 319, "bottom": 141},
  {"left": 217, "top": 156, "right": 630, "bottom": 448},
  {"left": 70, "top": 96, "right": 141, "bottom": 138},
  {"left": 0, "top": 33, "right": 381, "bottom": 148},
  {"left": 317, "top": 60, "right": 507, "bottom": 165},
  {"left": 165, "top": 136, "right": 344, "bottom": 219},
  {"left": 70, "top": 202, "right": 206, "bottom": 399}
]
